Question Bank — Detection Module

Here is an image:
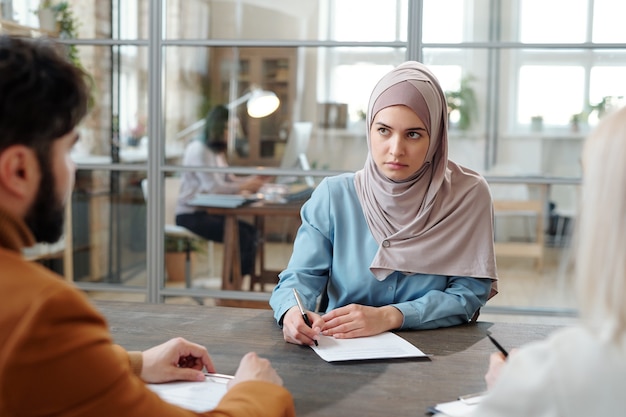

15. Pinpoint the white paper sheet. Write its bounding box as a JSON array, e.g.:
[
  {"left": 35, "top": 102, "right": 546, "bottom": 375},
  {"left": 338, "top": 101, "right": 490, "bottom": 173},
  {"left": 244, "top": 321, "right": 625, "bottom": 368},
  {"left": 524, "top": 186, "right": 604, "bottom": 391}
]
[
  {"left": 429, "top": 392, "right": 487, "bottom": 417},
  {"left": 147, "top": 374, "right": 232, "bottom": 412},
  {"left": 189, "top": 194, "right": 257, "bottom": 208},
  {"left": 310, "top": 331, "right": 428, "bottom": 362}
]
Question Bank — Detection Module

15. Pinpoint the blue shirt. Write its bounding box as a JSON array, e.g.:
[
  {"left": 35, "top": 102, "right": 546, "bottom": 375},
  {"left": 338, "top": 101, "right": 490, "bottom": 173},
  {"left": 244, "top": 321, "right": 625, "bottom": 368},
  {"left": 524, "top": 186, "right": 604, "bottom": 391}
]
[{"left": 270, "top": 173, "right": 492, "bottom": 330}]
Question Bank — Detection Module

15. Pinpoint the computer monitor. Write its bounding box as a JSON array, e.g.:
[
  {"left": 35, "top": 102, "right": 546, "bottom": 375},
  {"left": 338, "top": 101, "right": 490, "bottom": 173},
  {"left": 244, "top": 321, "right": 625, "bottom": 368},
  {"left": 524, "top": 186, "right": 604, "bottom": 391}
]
[
  {"left": 297, "top": 152, "right": 316, "bottom": 188},
  {"left": 277, "top": 122, "right": 313, "bottom": 184},
  {"left": 280, "top": 122, "right": 313, "bottom": 169}
]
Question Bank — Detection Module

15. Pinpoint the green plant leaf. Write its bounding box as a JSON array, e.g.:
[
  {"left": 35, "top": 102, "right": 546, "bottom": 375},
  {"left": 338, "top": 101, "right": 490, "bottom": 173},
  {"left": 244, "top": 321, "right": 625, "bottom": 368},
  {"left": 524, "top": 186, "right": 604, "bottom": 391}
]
[{"left": 445, "top": 75, "right": 478, "bottom": 131}]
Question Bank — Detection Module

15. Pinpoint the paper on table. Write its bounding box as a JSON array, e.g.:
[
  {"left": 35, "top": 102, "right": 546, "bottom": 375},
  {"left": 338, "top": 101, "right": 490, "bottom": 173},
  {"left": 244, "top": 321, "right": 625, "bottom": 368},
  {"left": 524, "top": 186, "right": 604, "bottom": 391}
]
[
  {"left": 310, "top": 331, "right": 428, "bottom": 362},
  {"left": 147, "top": 374, "right": 232, "bottom": 412},
  {"left": 189, "top": 194, "right": 257, "bottom": 208},
  {"left": 428, "top": 392, "right": 487, "bottom": 416}
]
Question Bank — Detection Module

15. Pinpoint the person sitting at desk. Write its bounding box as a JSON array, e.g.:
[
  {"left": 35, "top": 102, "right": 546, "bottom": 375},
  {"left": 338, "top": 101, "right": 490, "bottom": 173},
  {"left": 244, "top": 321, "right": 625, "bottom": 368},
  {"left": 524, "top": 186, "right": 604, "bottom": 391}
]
[
  {"left": 176, "top": 105, "right": 268, "bottom": 279},
  {"left": 0, "top": 35, "right": 294, "bottom": 417},
  {"left": 270, "top": 61, "right": 498, "bottom": 345},
  {"left": 467, "top": 106, "right": 626, "bottom": 417}
]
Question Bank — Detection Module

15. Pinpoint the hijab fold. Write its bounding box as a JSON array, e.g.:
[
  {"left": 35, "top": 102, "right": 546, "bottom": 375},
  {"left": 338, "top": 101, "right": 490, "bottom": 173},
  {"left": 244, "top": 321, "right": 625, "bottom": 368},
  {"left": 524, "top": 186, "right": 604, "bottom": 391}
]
[{"left": 354, "top": 61, "right": 498, "bottom": 298}]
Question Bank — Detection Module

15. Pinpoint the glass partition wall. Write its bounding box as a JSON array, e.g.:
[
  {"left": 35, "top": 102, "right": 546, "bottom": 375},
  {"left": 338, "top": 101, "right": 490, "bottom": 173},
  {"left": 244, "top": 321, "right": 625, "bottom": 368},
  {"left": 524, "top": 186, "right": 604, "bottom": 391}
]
[{"left": 7, "top": 0, "right": 625, "bottom": 317}]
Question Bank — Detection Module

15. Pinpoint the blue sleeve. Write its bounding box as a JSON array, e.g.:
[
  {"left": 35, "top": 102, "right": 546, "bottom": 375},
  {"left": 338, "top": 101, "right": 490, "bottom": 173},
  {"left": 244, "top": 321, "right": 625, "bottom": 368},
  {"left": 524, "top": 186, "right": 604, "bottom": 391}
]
[
  {"left": 269, "top": 181, "right": 333, "bottom": 325},
  {"left": 393, "top": 276, "right": 492, "bottom": 330}
]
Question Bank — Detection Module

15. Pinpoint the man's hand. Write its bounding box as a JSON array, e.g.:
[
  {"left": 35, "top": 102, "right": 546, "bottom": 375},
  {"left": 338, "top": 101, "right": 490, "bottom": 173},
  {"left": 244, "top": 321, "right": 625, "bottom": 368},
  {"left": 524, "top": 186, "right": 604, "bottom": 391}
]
[
  {"left": 141, "top": 337, "right": 214, "bottom": 383},
  {"left": 228, "top": 352, "right": 284, "bottom": 389}
]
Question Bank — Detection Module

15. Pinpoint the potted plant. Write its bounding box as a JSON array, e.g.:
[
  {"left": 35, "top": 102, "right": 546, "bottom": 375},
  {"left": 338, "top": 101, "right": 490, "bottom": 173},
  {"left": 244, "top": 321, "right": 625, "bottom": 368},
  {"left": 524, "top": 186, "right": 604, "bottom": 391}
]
[
  {"left": 164, "top": 235, "right": 201, "bottom": 283},
  {"left": 589, "top": 96, "right": 624, "bottom": 120},
  {"left": 530, "top": 115, "right": 543, "bottom": 132},
  {"left": 445, "top": 75, "right": 478, "bottom": 131},
  {"left": 36, "top": 1, "right": 57, "bottom": 32},
  {"left": 35, "top": 1, "right": 82, "bottom": 68},
  {"left": 569, "top": 112, "right": 586, "bottom": 133}
]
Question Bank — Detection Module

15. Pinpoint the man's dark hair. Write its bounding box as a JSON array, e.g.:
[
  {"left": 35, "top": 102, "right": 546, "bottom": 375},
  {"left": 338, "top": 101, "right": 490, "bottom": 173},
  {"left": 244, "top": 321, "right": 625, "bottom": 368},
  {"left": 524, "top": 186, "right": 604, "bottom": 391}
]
[
  {"left": 0, "top": 35, "right": 90, "bottom": 156},
  {"left": 202, "top": 105, "right": 230, "bottom": 152}
]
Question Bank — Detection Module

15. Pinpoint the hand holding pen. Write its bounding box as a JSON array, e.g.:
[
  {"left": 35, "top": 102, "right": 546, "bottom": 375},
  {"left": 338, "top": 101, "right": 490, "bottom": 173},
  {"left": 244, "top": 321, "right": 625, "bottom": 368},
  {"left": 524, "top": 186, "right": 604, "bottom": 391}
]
[
  {"left": 485, "top": 332, "right": 513, "bottom": 390},
  {"left": 291, "top": 288, "right": 319, "bottom": 346},
  {"left": 487, "top": 332, "right": 509, "bottom": 358}
]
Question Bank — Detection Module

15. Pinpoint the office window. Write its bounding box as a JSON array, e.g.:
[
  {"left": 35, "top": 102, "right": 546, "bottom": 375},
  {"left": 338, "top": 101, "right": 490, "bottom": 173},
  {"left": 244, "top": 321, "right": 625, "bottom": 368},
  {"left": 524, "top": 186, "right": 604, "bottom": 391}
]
[
  {"left": 119, "top": 0, "right": 139, "bottom": 39},
  {"left": 520, "top": 0, "right": 587, "bottom": 44},
  {"left": 321, "top": 0, "right": 407, "bottom": 124},
  {"left": 9, "top": 0, "right": 39, "bottom": 25},
  {"left": 328, "top": 0, "right": 407, "bottom": 42},
  {"left": 422, "top": 0, "right": 465, "bottom": 43},
  {"left": 593, "top": 0, "right": 626, "bottom": 43},
  {"left": 516, "top": 0, "right": 626, "bottom": 130},
  {"left": 518, "top": 65, "right": 585, "bottom": 126},
  {"left": 332, "top": 63, "right": 394, "bottom": 122},
  {"left": 590, "top": 66, "right": 626, "bottom": 104}
]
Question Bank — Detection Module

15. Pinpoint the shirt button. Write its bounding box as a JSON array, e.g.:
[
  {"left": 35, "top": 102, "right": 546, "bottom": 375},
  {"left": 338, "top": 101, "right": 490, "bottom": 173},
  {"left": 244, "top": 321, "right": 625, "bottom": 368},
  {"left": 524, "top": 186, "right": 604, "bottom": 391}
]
[
  {"left": 382, "top": 240, "right": 390, "bottom": 248},
  {"left": 388, "top": 286, "right": 393, "bottom": 291}
]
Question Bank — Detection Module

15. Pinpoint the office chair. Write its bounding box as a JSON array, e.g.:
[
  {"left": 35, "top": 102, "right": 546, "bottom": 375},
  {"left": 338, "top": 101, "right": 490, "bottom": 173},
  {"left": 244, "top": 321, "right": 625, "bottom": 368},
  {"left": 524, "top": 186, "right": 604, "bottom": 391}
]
[
  {"left": 489, "top": 164, "right": 545, "bottom": 270},
  {"left": 140, "top": 177, "right": 216, "bottom": 296}
]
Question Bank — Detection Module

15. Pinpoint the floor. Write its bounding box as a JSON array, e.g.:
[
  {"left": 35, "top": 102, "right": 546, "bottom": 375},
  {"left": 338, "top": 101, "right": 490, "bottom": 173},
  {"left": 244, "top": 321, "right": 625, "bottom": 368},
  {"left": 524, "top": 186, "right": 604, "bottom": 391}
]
[{"left": 86, "top": 241, "right": 579, "bottom": 326}]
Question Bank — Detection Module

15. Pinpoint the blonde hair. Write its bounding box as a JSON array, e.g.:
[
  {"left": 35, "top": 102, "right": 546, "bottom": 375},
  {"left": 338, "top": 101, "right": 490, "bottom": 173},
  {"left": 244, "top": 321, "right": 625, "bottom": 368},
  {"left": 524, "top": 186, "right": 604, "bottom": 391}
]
[{"left": 576, "top": 105, "right": 626, "bottom": 339}]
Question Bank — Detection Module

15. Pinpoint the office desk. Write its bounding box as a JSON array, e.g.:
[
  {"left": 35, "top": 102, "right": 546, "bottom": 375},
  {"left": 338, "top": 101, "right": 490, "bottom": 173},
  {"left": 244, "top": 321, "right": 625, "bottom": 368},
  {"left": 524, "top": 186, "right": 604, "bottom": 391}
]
[
  {"left": 492, "top": 183, "right": 548, "bottom": 270},
  {"left": 201, "top": 201, "right": 303, "bottom": 293},
  {"left": 96, "top": 300, "right": 561, "bottom": 417},
  {"left": 486, "top": 176, "right": 581, "bottom": 271}
]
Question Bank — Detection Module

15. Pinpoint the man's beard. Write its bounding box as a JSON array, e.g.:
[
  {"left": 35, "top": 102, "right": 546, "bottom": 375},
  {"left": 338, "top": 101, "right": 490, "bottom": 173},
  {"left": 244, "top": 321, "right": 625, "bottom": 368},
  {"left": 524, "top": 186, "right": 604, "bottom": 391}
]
[{"left": 24, "top": 163, "right": 66, "bottom": 244}]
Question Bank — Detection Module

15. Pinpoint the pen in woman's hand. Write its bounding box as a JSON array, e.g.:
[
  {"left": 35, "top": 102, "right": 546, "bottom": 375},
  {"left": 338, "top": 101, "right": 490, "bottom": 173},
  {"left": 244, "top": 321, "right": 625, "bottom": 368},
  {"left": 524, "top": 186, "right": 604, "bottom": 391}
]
[
  {"left": 487, "top": 333, "right": 509, "bottom": 358},
  {"left": 292, "top": 288, "right": 318, "bottom": 346}
]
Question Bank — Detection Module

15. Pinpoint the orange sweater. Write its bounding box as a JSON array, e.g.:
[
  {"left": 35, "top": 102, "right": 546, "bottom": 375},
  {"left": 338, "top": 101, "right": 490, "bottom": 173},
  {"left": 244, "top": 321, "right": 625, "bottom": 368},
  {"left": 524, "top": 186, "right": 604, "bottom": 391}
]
[{"left": 0, "top": 209, "right": 294, "bottom": 417}]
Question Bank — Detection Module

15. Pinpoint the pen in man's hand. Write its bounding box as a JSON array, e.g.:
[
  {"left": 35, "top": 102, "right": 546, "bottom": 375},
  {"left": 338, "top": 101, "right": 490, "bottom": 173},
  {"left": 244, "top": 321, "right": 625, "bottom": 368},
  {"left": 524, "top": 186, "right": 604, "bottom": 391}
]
[
  {"left": 487, "top": 333, "right": 509, "bottom": 358},
  {"left": 292, "top": 288, "right": 318, "bottom": 346}
]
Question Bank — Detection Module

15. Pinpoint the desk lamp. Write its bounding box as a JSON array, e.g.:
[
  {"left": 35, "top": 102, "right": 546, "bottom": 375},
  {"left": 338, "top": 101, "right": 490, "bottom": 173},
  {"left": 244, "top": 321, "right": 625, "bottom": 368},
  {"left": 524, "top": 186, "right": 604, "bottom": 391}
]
[
  {"left": 175, "top": 86, "right": 280, "bottom": 140},
  {"left": 228, "top": 86, "right": 280, "bottom": 118}
]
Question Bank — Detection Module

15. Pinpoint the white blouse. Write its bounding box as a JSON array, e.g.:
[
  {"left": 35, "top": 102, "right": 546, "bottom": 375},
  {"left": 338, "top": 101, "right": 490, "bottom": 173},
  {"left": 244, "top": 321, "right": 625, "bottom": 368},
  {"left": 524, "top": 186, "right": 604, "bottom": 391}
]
[{"left": 470, "top": 325, "right": 626, "bottom": 417}]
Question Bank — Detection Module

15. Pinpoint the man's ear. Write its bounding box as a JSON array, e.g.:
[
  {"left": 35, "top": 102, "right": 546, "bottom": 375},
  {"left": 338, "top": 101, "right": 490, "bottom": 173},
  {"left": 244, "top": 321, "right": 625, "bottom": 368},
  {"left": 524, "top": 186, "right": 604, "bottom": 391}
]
[{"left": 0, "top": 145, "right": 41, "bottom": 201}]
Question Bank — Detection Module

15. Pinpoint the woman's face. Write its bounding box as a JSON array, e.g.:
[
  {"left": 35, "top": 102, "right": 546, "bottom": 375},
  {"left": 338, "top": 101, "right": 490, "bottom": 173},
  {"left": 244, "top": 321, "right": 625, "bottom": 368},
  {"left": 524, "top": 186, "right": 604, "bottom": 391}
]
[
  {"left": 224, "top": 116, "right": 242, "bottom": 139},
  {"left": 370, "top": 105, "right": 430, "bottom": 181}
]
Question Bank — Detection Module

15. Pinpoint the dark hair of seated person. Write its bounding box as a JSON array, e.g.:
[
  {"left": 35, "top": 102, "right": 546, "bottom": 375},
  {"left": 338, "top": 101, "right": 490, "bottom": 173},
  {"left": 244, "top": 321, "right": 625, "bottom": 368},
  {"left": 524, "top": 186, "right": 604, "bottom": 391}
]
[
  {"left": 202, "top": 105, "right": 229, "bottom": 153},
  {"left": 0, "top": 35, "right": 90, "bottom": 159}
]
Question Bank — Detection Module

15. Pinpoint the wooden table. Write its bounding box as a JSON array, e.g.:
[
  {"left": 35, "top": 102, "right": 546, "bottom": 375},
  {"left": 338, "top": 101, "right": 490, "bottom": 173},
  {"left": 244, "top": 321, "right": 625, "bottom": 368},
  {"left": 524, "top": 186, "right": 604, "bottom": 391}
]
[
  {"left": 97, "top": 300, "right": 562, "bottom": 417},
  {"left": 201, "top": 201, "right": 303, "bottom": 292}
]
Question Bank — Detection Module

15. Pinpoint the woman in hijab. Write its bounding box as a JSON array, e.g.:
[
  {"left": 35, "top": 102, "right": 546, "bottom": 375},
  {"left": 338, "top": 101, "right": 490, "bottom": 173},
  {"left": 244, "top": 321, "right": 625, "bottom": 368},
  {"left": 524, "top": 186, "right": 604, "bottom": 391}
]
[
  {"left": 175, "top": 105, "right": 267, "bottom": 278},
  {"left": 270, "top": 61, "right": 498, "bottom": 345}
]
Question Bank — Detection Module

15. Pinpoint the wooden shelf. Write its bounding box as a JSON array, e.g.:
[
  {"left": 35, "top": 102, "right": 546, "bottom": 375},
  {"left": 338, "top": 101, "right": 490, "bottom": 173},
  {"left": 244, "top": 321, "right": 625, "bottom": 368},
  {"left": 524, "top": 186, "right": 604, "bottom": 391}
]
[
  {"left": 212, "top": 47, "right": 297, "bottom": 166},
  {"left": 0, "top": 18, "right": 57, "bottom": 37}
]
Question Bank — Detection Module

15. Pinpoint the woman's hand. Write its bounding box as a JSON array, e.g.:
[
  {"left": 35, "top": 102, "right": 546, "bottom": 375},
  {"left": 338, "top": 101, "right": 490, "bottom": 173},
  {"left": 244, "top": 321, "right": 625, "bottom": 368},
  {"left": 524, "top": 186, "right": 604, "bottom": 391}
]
[
  {"left": 321, "top": 304, "right": 403, "bottom": 339},
  {"left": 484, "top": 348, "right": 517, "bottom": 390},
  {"left": 140, "top": 337, "right": 214, "bottom": 383},
  {"left": 240, "top": 175, "right": 268, "bottom": 193},
  {"left": 228, "top": 352, "right": 284, "bottom": 389},
  {"left": 281, "top": 306, "right": 323, "bottom": 345}
]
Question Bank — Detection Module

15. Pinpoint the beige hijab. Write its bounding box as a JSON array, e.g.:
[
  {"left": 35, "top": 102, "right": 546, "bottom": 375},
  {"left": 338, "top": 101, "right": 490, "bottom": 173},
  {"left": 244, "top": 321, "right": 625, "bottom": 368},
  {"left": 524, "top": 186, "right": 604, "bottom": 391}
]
[{"left": 354, "top": 61, "right": 497, "bottom": 297}]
